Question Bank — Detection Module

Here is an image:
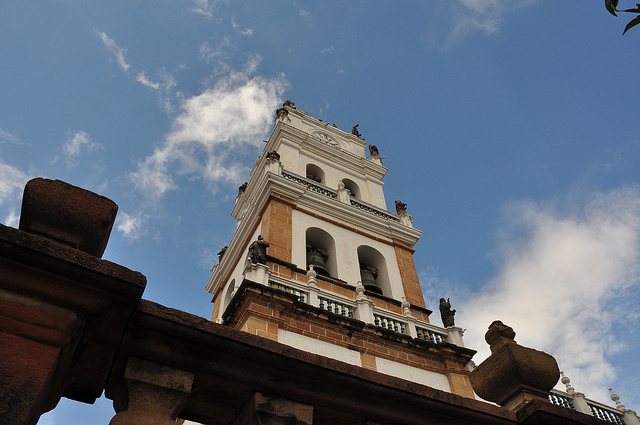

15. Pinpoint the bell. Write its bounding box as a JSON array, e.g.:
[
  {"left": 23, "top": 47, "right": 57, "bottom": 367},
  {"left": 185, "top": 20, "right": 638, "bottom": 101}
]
[
  {"left": 360, "top": 267, "right": 383, "bottom": 295},
  {"left": 307, "top": 249, "right": 329, "bottom": 276}
]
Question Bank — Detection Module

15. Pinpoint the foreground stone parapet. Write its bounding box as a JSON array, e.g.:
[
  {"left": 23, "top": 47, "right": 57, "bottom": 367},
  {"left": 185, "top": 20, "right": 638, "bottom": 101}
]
[
  {"left": 110, "top": 358, "right": 194, "bottom": 425},
  {"left": 236, "top": 392, "right": 313, "bottom": 425},
  {"left": 19, "top": 178, "right": 118, "bottom": 258},
  {"left": 469, "top": 321, "right": 560, "bottom": 411}
]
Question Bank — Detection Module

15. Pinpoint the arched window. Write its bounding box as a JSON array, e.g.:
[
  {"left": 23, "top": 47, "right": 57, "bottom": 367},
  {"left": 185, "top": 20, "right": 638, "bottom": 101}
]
[
  {"left": 342, "top": 178, "right": 360, "bottom": 199},
  {"left": 219, "top": 279, "right": 236, "bottom": 320},
  {"left": 305, "top": 227, "right": 337, "bottom": 278},
  {"left": 306, "top": 164, "right": 325, "bottom": 184},
  {"left": 357, "top": 246, "right": 390, "bottom": 296}
]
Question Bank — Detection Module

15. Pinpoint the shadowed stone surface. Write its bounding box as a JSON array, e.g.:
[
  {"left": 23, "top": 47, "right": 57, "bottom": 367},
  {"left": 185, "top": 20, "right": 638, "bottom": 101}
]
[
  {"left": 19, "top": 178, "right": 118, "bottom": 258},
  {"left": 470, "top": 321, "right": 560, "bottom": 411}
]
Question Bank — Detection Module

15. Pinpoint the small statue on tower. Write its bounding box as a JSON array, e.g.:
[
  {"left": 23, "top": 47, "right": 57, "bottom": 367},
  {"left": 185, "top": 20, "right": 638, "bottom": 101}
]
[
  {"left": 248, "top": 235, "right": 269, "bottom": 265},
  {"left": 217, "top": 246, "right": 228, "bottom": 262},
  {"left": 395, "top": 200, "right": 407, "bottom": 215},
  {"left": 266, "top": 150, "right": 280, "bottom": 161},
  {"left": 352, "top": 124, "right": 362, "bottom": 138},
  {"left": 439, "top": 297, "right": 456, "bottom": 327}
]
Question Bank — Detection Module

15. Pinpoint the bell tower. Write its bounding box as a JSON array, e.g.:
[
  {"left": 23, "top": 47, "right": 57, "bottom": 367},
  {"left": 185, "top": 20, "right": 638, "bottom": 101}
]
[{"left": 206, "top": 101, "right": 476, "bottom": 398}]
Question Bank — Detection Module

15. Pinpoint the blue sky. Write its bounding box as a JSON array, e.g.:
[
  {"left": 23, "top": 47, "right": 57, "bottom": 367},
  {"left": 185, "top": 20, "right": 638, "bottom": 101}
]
[{"left": 2, "top": 1, "right": 639, "bottom": 423}]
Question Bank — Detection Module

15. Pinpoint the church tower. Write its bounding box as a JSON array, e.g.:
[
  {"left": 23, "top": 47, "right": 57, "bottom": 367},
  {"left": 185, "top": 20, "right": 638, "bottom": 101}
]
[{"left": 206, "top": 101, "right": 476, "bottom": 398}]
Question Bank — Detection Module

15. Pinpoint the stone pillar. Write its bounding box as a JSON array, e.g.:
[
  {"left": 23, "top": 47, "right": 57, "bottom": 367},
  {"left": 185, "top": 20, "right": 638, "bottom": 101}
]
[
  {"left": 235, "top": 392, "right": 313, "bottom": 425},
  {"left": 244, "top": 263, "right": 271, "bottom": 286},
  {"left": 354, "top": 283, "right": 374, "bottom": 324},
  {"left": 445, "top": 326, "right": 465, "bottom": 347},
  {"left": 110, "top": 358, "right": 194, "bottom": 425},
  {"left": 265, "top": 157, "right": 283, "bottom": 175}
]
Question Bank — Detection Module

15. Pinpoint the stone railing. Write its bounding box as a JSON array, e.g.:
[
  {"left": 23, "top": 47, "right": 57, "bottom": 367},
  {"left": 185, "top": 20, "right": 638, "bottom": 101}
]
[
  {"left": 279, "top": 170, "right": 399, "bottom": 223},
  {"left": 548, "top": 386, "right": 639, "bottom": 425},
  {"left": 319, "top": 296, "right": 354, "bottom": 318},
  {"left": 281, "top": 172, "right": 337, "bottom": 199},
  {"left": 589, "top": 403, "right": 625, "bottom": 425},
  {"left": 268, "top": 281, "right": 307, "bottom": 303},
  {"left": 415, "top": 326, "right": 447, "bottom": 343},
  {"left": 374, "top": 313, "right": 407, "bottom": 334},
  {"left": 350, "top": 199, "right": 399, "bottom": 222},
  {"left": 262, "top": 275, "right": 456, "bottom": 346}
]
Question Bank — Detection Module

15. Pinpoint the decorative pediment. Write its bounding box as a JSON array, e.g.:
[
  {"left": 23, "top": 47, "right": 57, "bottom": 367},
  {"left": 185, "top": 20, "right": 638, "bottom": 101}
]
[{"left": 309, "top": 130, "right": 342, "bottom": 148}]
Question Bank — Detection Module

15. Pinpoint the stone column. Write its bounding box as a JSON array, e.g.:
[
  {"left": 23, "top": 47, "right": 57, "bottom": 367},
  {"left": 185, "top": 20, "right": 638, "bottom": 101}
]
[
  {"left": 244, "top": 263, "right": 271, "bottom": 286},
  {"left": 110, "top": 358, "right": 194, "bottom": 425},
  {"left": 354, "top": 283, "right": 374, "bottom": 324},
  {"left": 445, "top": 326, "right": 465, "bottom": 347},
  {"left": 235, "top": 392, "right": 313, "bottom": 425}
]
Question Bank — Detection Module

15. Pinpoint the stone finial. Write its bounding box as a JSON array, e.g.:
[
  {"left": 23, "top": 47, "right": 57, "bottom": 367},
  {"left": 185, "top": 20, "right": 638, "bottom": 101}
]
[
  {"left": 306, "top": 264, "right": 317, "bottom": 287},
  {"left": 19, "top": 178, "right": 118, "bottom": 258},
  {"left": 610, "top": 388, "right": 626, "bottom": 411},
  {"left": 401, "top": 297, "right": 412, "bottom": 317},
  {"left": 469, "top": 321, "right": 560, "bottom": 411},
  {"left": 560, "top": 371, "right": 575, "bottom": 395}
]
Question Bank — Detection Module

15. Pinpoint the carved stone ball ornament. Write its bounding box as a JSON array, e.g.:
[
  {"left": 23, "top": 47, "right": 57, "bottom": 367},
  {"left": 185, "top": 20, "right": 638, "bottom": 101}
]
[{"left": 469, "top": 321, "right": 560, "bottom": 411}]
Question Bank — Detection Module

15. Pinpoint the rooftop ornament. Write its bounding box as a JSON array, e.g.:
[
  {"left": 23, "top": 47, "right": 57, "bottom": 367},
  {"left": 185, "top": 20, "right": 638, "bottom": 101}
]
[
  {"left": 19, "top": 178, "right": 118, "bottom": 258},
  {"left": 439, "top": 297, "right": 456, "bottom": 327},
  {"left": 469, "top": 320, "right": 560, "bottom": 411},
  {"left": 248, "top": 235, "right": 269, "bottom": 265}
]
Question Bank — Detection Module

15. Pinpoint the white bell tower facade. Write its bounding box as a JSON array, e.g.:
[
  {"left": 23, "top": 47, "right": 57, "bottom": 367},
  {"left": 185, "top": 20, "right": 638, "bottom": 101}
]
[{"left": 206, "top": 101, "right": 475, "bottom": 398}]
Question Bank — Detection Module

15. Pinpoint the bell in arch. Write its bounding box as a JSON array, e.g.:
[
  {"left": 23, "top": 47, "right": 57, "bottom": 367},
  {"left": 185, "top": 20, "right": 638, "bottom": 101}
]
[
  {"left": 360, "top": 266, "right": 383, "bottom": 295},
  {"left": 307, "top": 248, "right": 329, "bottom": 277}
]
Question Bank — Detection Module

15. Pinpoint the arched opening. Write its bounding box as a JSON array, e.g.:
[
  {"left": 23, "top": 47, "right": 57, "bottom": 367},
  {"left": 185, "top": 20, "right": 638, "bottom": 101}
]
[
  {"left": 305, "top": 227, "right": 337, "bottom": 278},
  {"left": 220, "top": 279, "right": 236, "bottom": 320},
  {"left": 306, "top": 164, "right": 325, "bottom": 184},
  {"left": 342, "top": 178, "right": 360, "bottom": 199},
  {"left": 357, "top": 245, "right": 390, "bottom": 296}
]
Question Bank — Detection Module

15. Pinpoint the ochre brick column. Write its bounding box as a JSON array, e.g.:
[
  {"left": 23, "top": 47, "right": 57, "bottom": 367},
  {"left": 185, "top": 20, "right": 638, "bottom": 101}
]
[
  {"left": 261, "top": 195, "right": 294, "bottom": 263},
  {"left": 444, "top": 360, "right": 475, "bottom": 399},
  {"left": 393, "top": 243, "right": 426, "bottom": 309}
]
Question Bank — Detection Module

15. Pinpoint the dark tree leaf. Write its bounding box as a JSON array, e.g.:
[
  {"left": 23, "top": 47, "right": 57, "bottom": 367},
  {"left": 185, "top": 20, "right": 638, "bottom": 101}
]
[
  {"left": 606, "top": 0, "right": 620, "bottom": 16},
  {"left": 623, "top": 14, "right": 640, "bottom": 34}
]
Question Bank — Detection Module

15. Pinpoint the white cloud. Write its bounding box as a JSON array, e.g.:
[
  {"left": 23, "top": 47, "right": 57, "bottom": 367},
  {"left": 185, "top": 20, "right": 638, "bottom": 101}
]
[
  {"left": 63, "top": 130, "right": 103, "bottom": 165},
  {"left": 0, "top": 127, "right": 20, "bottom": 144},
  {"left": 3, "top": 209, "right": 19, "bottom": 227},
  {"left": 0, "top": 158, "right": 29, "bottom": 206},
  {"left": 130, "top": 58, "right": 288, "bottom": 200},
  {"left": 116, "top": 211, "right": 146, "bottom": 241},
  {"left": 433, "top": 187, "right": 640, "bottom": 403},
  {"left": 299, "top": 8, "right": 311, "bottom": 20},
  {"left": 320, "top": 46, "right": 334, "bottom": 54},
  {"left": 240, "top": 28, "right": 254, "bottom": 37},
  {"left": 191, "top": 0, "right": 227, "bottom": 19},
  {"left": 136, "top": 69, "right": 176, "bottom": 93},
  {"left": 437, "top": 0, "right": 540, "bottom": 48},
  {"left": 96, "top": 32, "right": 130, "bottom": 72},
  {"left": 198, "top": 39, "right": 231, "bottom": 64},
  {"left": 136, "top": 72, "right": 160, "bottom": 90}
]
